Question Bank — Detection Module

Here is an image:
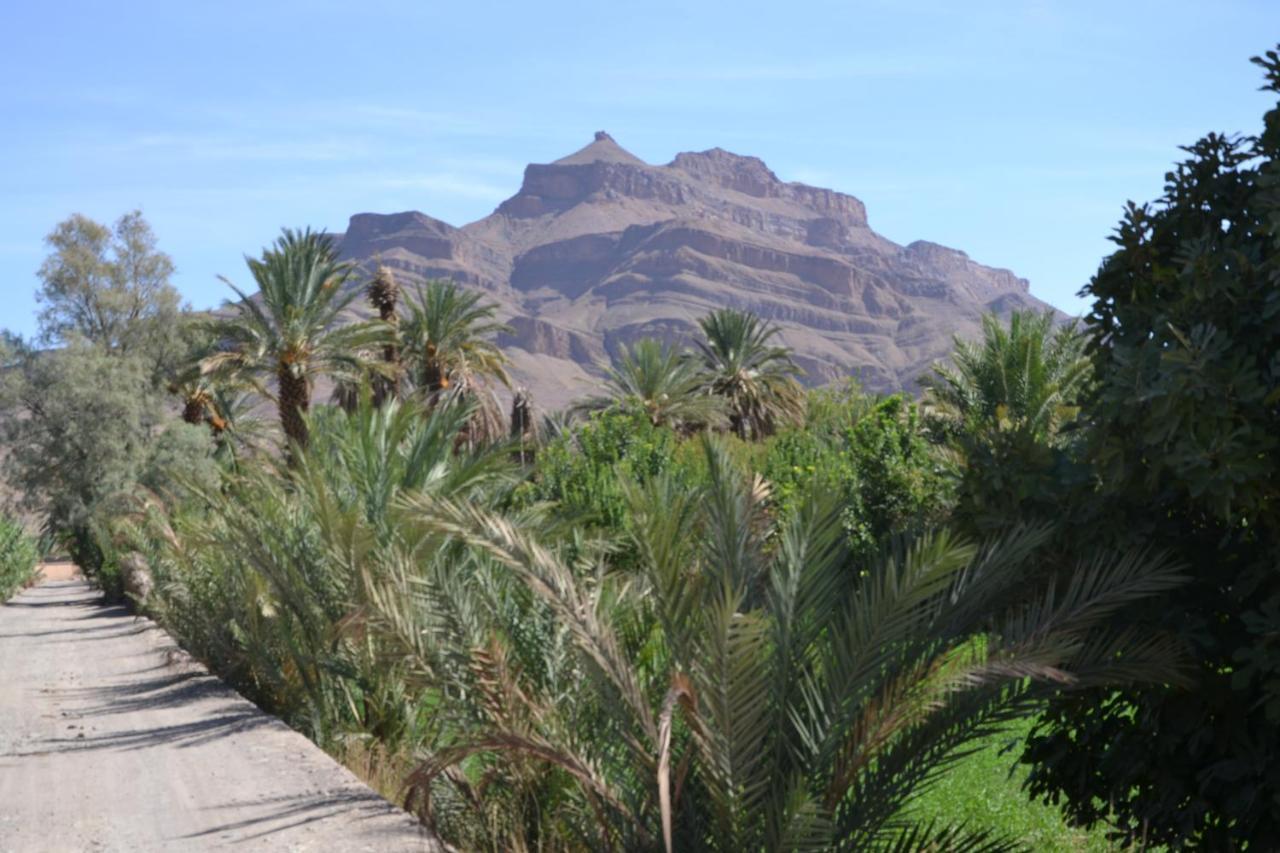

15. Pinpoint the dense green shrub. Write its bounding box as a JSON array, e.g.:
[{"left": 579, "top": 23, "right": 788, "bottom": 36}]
[
  {"left": 380, "top": 438, "right": 1185, "bottom": 849},
  {"left": 1020, "top": 49, "right": 1280, "bottom": 849},
  {"left": 0, "top": 515, "right": 39, "bottom": 599},
  {"left": 138, "top": 397, "right": 517, "bottom": 746},
  {"left": 522, "top": 408, "right": 693, "bottom": 530},
  {"left": 763, "top": 385, "right": 950, "bottom": 561}
]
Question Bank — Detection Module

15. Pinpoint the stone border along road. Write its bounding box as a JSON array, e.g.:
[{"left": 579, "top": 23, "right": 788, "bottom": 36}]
[{"left": 0, "top": 571, "right": 441, "bottom": 852}]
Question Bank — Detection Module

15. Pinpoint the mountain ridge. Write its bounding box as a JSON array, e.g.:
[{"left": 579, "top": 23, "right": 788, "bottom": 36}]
[{"left": 332, "top": 132, "right": 1055, "bottom": 408}]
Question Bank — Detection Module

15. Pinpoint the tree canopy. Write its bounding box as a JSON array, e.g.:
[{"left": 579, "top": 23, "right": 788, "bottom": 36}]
[
  {"left": 1020, "top": 48, "right": 1280, "bottom": 849},
  {"left": 35, "top": 210, "right": 182, "bottom": 368}
]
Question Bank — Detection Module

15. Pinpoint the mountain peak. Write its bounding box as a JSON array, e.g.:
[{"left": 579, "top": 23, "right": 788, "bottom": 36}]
[
  {"left": 345, "top": 135, "right": 1053, "bottom": 408},
  {"left": 669, "top": 147, "right": 781, "bottom": 198},
  {"left": 552, "top": 131, "right": 648, "bottom": 167}
]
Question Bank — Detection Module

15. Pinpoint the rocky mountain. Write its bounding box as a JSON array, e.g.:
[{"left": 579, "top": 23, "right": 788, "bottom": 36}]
[{"left": 334, "top": 132, "right": 1057, "bottom": 409}]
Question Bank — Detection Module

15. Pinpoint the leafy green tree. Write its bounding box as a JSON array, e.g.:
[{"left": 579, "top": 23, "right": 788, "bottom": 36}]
[
  {"left": 695, "top": 308, "right": 804, "bottom": 440},
  {"left": 764, "top": 386, "right": 949, "bottom": 561},
  {"left": 1, "top": 213, "right": 203, "bottom": 586},
  {"left": 1021, "top": 48, "right": 1280, "bottom": 848},
  {"left": 577, "top": 337, "right": 725, "bottom": 431},
  {"left": 203, "top": 228, "right": 391, "bottom": 456},
  {"left": 0, "top": 345, "right": 163, "bottom": 568},
  {"left": 525, "top": 407, "right": 690, "bottom": 532},
  {"left": 35, "top": 210, "right": 182, "bottom": 373},
  {"left": 920, "top": 311, "right": 1091, "bottom": 536}
]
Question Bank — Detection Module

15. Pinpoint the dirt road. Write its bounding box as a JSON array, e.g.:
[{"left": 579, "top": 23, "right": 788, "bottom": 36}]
[{"left": 0, "top": 576, "right": 439, "bottom": 852}]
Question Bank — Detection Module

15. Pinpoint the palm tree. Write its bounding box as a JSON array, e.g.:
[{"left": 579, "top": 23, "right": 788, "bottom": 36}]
[
  {"left": 401, "top": 280, "right": 511, "bottom": 398},
  {"left": 202, "top": 228, "right": 391, "bottom": 458},
  {"left": 371, "top": 438, "right": 1186, "bottom": 850},
  {"left": 399, "top": 280, "right": 512, "bottom": 448},
  {"left": 170, "top": 322, "right": 226, "bottom": 429},
  {"left": 205, "top": 385, "right": 272, "bottom": 467},
  {"left": 696, "top": 308, "right": 804, "bottom": 440},
  {"left": 171, "top": 363, "right": 217, "bottom": 429},
  {"left": 576, "top": 338, "right": 725, "bottom": 431},
  {"left": 920, "top": 310, "right": 1090, "bottom": 444},
  {"left": 920, "top": 312, "right": 1092, "bottom": 536},
  {"left": 366, "top": 263, "right": 402, "bottom": 406}
]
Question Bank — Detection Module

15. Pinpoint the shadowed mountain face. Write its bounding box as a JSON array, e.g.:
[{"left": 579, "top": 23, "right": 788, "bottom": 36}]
[{"left": 335, "top": 132, "right": 1057, "bottom": 409}]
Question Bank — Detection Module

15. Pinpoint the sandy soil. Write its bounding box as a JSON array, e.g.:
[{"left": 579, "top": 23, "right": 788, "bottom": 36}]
[
  {"left": 37, "top": 561, "right": 79, "bottom": 583},
  {"left": 0, "top": 578, "right": 440, "bottom": 852}
]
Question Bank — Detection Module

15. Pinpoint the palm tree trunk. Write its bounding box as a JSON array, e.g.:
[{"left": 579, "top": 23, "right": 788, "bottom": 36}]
[
  {"left": 423, "top": 357, "right": 447, "bottom": 396},
  {"left": 278, "top": 367, "right": 310, "bottom": 461},
  {"left": 374, "top": 338, "right": 399, "bottom": 408},
  {"left": 182, "top": 397, "right": 206, "bottom": 426}
]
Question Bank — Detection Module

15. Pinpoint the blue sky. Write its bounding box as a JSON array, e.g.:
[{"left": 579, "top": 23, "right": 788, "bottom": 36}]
[{"left": 2, "top": 0, "right": 1277, "bottom": 337}]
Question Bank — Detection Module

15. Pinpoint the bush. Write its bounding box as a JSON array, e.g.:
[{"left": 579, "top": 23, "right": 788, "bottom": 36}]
[
  {"left": 523, "top": 408, "right": 693, "bottom": 530},
  {"left": 763, "top": 386, "right": 950, "bottom": 561},
  {"left": 0, "top": 515, "right": 39, "bottom": 599},
  {"left": 1020, "top": 48, "right": 1280, "bottom": 849}
]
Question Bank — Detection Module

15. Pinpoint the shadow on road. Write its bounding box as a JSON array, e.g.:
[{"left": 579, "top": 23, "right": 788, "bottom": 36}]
[
  {"left": 17, "top": 707, "right": 275, "bottom": 755},
  {"left": 180, "top": 790, "right": 413, "bottom": 843}
]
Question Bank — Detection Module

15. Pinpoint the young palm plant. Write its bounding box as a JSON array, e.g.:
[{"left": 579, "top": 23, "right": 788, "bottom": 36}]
[
  {"left": 919, "top": 311, "right": 1092, "bottom": 536},
  {"left": 202, "top": 228, "right": 392, "bottom": 459},
  {"left": 920, "top": 311, "right": 1090, "bottom": 444},
  {"left": 576, "top": 338, "right": 725, "bottom": 432},
  {"left": 375, "top": 438, "right": 1186, "bottom": 851},
  {"left": 695, "top": 309, "right": 804, "bottom": 440}
]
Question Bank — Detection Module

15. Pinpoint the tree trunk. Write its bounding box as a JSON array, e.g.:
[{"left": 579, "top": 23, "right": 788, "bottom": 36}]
[
  {"left": 509, "top": 388, "right": 534, "bottom": 464},
  {"left": 181, "top": 397, "right": 206, "bottom": 426},
  {"left": 423, "top": 358, "right": 447, "bottom": 396},
  {"left": 373, "top": 338, "right": 399, "bottom": 408},
  {"left": 278, "top": 367, "right": 310, "bottom": 462}
]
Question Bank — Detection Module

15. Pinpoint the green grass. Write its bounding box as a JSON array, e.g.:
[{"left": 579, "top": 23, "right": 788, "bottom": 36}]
[{"left": 905, "top": 716, "right": 1121, "bottom": 851}]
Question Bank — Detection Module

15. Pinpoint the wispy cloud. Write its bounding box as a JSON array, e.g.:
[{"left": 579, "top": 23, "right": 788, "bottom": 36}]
[
  {"left": 616, "top": 54, "right": 960, "bottom": 84},
  {"left": 125, "top": 133, "right": 370, "bottom": 162},
  {"left": 369, "top": 172, "right": 512, "bottom": 201}
]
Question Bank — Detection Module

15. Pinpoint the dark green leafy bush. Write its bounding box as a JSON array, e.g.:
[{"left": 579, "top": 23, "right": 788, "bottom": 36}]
[{"left": 1020, "top": 48, "right": 1280, "bottom": 849}]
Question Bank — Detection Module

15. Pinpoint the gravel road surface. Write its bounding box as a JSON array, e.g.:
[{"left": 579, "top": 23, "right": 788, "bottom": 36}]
[{"left": 0, "top": 576, "right": 439, "bottom": 852}]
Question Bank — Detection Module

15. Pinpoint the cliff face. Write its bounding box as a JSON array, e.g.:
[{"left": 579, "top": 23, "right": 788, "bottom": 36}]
[{"left": 332, "top": 131, "right": 1055, "bottom": 408}]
